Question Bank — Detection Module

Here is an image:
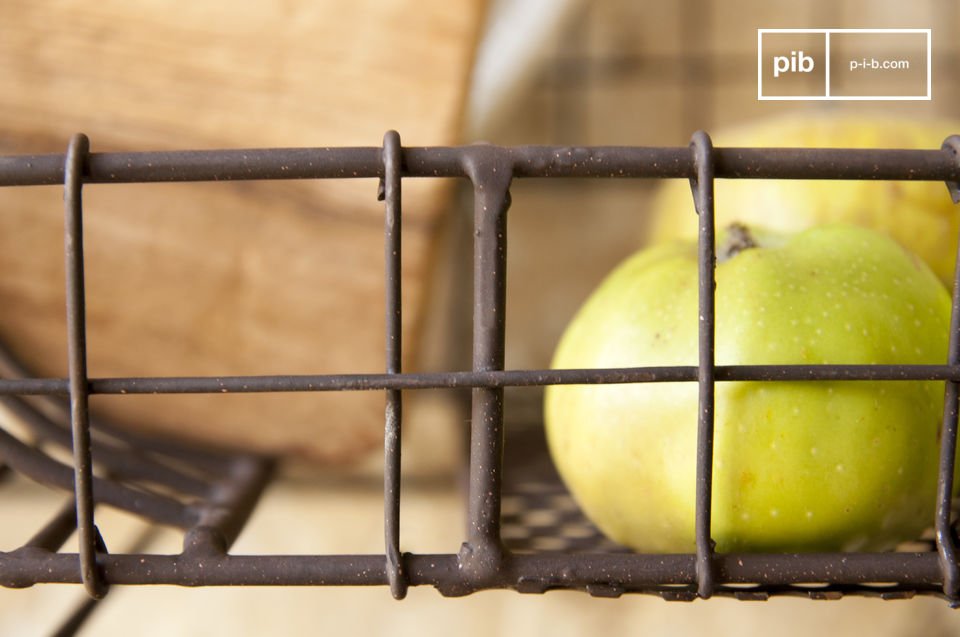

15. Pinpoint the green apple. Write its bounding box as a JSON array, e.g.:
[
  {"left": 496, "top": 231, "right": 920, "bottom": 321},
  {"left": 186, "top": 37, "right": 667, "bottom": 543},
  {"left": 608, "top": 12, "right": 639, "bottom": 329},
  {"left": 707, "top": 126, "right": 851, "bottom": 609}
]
[
  {"left": 650, "top": 114, "right": 960, "bottom": 284},
  {"left": 544, "top": 224, "right": 951, "bottom": 553}
]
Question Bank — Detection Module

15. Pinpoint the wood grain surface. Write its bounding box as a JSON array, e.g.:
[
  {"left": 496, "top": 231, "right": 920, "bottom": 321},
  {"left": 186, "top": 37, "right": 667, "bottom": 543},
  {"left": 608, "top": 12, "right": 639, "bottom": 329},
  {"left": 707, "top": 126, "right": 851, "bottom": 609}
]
[{"left": 0, "top": 0, "right": 485, "bottom": 461}]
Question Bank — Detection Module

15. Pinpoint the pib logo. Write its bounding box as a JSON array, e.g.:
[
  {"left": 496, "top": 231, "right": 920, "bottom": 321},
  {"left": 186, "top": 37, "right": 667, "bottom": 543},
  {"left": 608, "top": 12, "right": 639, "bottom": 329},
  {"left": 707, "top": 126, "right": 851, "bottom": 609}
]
[
  {"left": 759, "top": 31, "right": 827, "bottom": 98},
  {"left": 773, "top": 50, "right": 815, "bottom": 78},
  {"left": 760, "top": 29, "right": 931, "bottom": 100}
]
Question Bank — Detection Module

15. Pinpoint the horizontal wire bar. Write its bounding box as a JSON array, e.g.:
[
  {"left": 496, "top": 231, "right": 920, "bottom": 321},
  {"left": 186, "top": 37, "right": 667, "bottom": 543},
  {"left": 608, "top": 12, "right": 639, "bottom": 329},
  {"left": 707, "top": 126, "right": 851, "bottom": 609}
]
[
  {"left": 0, "top": 343, "right": 238, "bottom": 471},
  {"left": 0, "top": 551, "right": 944, "bottom": 589},
  {"left": 1, "top": 146, "right": 957, "bottom": 186},
  {"left": 0, "top": 365, "right": 954, "bottom": 396}
]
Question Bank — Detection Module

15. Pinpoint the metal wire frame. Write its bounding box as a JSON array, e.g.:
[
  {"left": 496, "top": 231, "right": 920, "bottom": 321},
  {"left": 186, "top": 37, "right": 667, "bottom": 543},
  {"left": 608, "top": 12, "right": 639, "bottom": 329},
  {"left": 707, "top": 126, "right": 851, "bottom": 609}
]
[{"left": 1, "top": 132, "right": 960, "bottom": 604}]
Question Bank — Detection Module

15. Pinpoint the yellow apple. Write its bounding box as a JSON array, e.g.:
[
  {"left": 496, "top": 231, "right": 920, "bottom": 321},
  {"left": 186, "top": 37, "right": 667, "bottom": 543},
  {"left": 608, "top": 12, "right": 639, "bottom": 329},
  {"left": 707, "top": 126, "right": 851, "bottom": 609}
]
[
  {"left": 544, "top": 224, "right": 951, "bottom": 553},
  {"left": 650, "top": 113, "right": 960, "bottom": 284}
]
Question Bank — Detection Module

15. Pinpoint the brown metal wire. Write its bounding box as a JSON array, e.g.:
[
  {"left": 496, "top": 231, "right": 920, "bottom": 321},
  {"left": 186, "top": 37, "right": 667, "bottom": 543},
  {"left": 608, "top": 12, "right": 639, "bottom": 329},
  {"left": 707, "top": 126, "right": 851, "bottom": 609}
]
[
  {"left": 690, "top": 130, "right": 717, "bottom": 599},
  {"left": 0, "top": 133, "right": 959, "bottom": 608}
]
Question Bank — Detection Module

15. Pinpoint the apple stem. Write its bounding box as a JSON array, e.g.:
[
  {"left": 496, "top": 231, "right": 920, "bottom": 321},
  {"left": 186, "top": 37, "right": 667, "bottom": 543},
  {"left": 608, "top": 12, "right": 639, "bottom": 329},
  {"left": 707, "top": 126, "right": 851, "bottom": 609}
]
[{"left": 718, "top": 223, "right": 757, "bottom": 262}]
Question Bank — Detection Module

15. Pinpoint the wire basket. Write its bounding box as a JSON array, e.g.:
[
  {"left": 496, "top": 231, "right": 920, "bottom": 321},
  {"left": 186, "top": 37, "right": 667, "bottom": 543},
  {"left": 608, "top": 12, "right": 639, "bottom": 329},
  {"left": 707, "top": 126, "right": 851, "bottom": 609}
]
[{"left": 1, "top": 130, "right": 959, "bottom": 610}]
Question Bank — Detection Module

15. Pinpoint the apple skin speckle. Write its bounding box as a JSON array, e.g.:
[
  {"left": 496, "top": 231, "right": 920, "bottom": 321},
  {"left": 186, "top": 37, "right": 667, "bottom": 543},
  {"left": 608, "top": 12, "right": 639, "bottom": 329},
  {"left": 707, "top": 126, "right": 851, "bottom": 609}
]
[{"left": 545, "top": 224, "right": 953, "bottom": 553}]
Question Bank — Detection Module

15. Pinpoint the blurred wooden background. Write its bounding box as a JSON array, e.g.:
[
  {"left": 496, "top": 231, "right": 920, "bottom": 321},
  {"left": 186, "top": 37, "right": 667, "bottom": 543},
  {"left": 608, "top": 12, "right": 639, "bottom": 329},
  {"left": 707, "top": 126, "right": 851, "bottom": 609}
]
[{"left": 0, "top": 0, "right": 485, "bottom": 461}]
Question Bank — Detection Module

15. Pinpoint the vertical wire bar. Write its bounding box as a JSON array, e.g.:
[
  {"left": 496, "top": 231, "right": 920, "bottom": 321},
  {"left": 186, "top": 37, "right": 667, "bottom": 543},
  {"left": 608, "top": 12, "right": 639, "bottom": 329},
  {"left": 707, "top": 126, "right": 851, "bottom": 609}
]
[
  {"left": 459, "top": 147, "right": 513, "bottom": 584},
  {"left": 689, "top": 131, "right": 717, "bottom": 599},
  {"left": 936, "top": 134, "right": 960, "bottom": 602},
  {"left": 380, "top": 130, "right": 407, "bottom": 599},
  {"left": 63, "top": 133, "right": 108, "bottom": 599}
]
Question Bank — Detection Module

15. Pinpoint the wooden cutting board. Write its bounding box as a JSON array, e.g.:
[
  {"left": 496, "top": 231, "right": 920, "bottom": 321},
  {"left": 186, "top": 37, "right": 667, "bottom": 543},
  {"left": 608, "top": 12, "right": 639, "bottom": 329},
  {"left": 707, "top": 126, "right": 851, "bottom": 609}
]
[{"left": 0, "top": 0, "right": 486, "bottom": 461}]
